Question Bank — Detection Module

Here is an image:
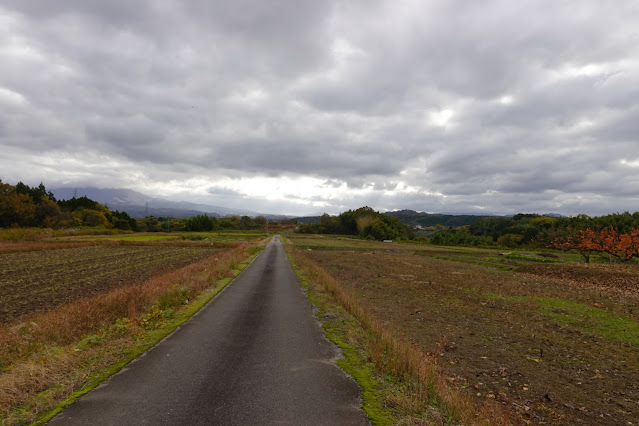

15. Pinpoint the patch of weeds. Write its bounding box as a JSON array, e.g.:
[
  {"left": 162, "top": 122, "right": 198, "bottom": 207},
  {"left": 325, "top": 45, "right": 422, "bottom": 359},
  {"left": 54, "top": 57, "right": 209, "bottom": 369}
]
[
  {"left": 528, "top": 297, "right": 639, "bottom": 346},
  {"left": 248, "top": 246, "right": 263, "bottom": 256},
  {"left": 482, "top": 256, "right": 508, "bottom": 263},
  {"left": 483, "top": 293, "right": 639, "bottom": 346},
  {"left": 181, "top": 234, "right": 207, "bottom": 241},
  {"left": 483, "top": 293, "right": 505, "bottom": 301},
  {"left": 504, "top": 254, "right": 560, "bottom": 263},
  {"left": 140, "top": 308, "right": 174, "bottom": 330},
  {"left": 324, "top": 322, "right": 394, "bottom": 425},
  {"left": 157, "top": 286, "right": 191, "bottom": 310},
  {"left": 423, "top": 253, "right": 517, "bottom": 271},
  {"left": 107, "top": 318, "right": 131, "bottom": 337},
  {"left": 78, "top": 334, "right": 104, "bottom": 348}
]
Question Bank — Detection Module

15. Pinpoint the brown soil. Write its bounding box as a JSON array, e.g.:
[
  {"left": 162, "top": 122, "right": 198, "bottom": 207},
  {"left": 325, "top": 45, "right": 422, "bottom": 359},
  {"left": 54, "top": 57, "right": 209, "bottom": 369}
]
[
  {"left": 0, "top": 244, "right": 223, "bottom": 323},
  {"left": 301, "top": 244, "right": 639, "bottom": 425}
]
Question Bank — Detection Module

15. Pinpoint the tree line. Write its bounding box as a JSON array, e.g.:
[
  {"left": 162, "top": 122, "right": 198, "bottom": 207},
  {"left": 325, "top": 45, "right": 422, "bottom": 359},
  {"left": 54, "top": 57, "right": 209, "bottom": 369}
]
[
  {"left": 155, "top": 214, "right": 295, "bottom": 233},
  {"left": 0, "top": 179, "right": 294, "bottom": 232},
  {"left": 296, "top": 206, "right": 408, "bottom": 241},
  {"left": 0, "top": 180, "right": 136, "bottom": 230},
  {"left": 423, "top": 212, "right": 639, "bottom": 261}
]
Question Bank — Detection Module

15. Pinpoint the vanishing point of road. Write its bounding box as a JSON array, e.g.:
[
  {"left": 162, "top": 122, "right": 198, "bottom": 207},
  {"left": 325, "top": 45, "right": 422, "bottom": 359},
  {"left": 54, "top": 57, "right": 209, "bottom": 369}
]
[{"left": 49, "top": 236, "right": 369, "bottom": 425}]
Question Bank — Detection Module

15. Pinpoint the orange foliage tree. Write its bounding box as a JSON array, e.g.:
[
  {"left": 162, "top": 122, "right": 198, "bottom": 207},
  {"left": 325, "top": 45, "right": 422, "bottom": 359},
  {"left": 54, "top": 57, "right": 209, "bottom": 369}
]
[
  {"left": 597, "top": 227, "right": 639, "bottom": 262},
  {"left": 551, "top": 226, "right": 639, "bottom": 264}
]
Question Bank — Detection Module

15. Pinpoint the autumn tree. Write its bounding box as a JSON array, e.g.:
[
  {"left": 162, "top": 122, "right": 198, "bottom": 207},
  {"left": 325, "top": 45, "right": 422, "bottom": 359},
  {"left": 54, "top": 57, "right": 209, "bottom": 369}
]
[
  {"left": 549, "top": 228, "right": 600, "bottom": 263},
  {"left": 0, "top": 180, "right": 36, "bottom": 227},
  {"left": 550, "top": 226, "right": 639, "bottom": 264},
  {"left": 596, "top": 226, "right": 639, "bottom": 262}
]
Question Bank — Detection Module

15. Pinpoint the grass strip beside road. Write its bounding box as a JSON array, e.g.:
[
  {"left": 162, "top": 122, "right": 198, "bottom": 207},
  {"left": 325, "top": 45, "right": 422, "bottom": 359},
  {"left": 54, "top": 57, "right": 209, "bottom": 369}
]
[
  {"left": 285, "top": 241, "right": 510, "bottom": 425},
  {"left": 0, "top": 239, "right": 267, "bottom": 425}
]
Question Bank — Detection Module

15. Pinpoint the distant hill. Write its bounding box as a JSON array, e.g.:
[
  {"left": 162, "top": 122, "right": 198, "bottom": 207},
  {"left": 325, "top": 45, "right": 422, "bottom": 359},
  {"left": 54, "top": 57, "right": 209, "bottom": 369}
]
[
  {"left": 384, "top": 209, "right": 489, "bottom": 227},
  {"left": 51, "top": 187, "right": 287, "bottom": 219}
]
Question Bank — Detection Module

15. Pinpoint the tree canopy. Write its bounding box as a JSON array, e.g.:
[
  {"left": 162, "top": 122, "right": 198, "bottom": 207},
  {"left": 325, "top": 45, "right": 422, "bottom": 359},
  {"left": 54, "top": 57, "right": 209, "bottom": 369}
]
[
  {"left": 0, "top": 179, "right": 136, "bottom": 230},
  {"left": 296, "top": 206, "right": 408, "bottom": 241}
]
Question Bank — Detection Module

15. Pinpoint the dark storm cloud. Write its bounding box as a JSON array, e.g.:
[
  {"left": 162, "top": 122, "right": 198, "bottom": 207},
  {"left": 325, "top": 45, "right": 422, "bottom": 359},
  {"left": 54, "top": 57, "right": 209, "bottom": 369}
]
[{"left": 1, "top": 0, "right": 639, "bottom": 215}]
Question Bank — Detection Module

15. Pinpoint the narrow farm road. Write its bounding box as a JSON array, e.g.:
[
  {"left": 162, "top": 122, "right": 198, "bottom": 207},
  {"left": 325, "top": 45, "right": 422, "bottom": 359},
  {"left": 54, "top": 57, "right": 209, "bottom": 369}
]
[{"left": 49, "top": 235, "right": 368, "bottom": 425}]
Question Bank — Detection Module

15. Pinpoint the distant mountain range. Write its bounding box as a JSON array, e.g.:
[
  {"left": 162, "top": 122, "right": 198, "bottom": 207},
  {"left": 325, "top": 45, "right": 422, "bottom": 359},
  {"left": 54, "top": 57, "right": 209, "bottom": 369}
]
[{"left": 51, "top": 187, "right": 288, "bottom": 219}]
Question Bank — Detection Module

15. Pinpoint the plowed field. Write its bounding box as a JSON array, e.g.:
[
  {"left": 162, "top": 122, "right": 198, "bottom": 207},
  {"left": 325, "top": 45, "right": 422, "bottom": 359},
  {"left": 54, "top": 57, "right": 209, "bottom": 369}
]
[
  {"left": 290, "top": 235, "right": 639, "bottom": 425},
  {"left": 0, "top": 244, "right": 223, "bottom": 322}
]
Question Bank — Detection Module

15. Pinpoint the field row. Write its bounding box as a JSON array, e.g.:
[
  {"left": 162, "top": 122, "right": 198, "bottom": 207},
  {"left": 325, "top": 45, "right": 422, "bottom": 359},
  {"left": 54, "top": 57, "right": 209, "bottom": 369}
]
[{"left": 0, "top": 244, "right": 223, "bottom": 322}]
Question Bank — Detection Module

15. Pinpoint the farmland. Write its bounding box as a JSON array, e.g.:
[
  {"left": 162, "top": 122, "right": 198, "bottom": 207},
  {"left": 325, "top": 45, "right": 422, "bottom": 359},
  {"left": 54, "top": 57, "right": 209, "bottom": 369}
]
[
  {"left": 0, "top": 231, "right": 268, "bottom": 323},
  {"left": 0, "top": 244, "right": 224, "bottom": 322},
  {"left": 288, "top": 234, "right": 639, "bottom": 425},
  {"left": 0, "top": 231, "right": 266, "bottom": 424}
]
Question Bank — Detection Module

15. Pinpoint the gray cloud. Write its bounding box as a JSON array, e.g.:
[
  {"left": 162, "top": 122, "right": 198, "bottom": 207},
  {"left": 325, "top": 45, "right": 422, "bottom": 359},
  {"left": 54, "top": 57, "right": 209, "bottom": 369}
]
[{"left": 1, "top": 0, "right": 639, "bottom": 216}]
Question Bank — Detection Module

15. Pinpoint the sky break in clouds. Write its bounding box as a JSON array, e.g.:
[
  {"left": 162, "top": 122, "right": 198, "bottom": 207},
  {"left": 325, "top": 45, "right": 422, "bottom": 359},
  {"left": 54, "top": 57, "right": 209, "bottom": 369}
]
[{"left": 1, "top": 0, "right": 639, "bottom": 216}]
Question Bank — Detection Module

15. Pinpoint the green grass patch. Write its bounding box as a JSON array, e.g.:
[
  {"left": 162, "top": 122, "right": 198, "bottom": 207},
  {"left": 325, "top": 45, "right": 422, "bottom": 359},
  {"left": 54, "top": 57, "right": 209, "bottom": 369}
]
[
  {"left": 528, "top": 297, "right": 639, "bottom": 346},
  {"left": 93, "top": 235, "right": 178, "bottom": 241},
  {"left": 482, "top": 293, "right": 639, "bottom": 346},
  {"left": 482, "top": 293, "right": 505, "bottom": 301},
  {"left": 418, "top": 253, "right": 519, "bottom": 271},
  {"left": 503, "top": 254, "right": 560, "bottom": 263},
  {"left": 0, "top": 227, "right": 129, "bottom": 242},
  {"left": 324, "top": 316, "right": 394, "bottom": 425}
]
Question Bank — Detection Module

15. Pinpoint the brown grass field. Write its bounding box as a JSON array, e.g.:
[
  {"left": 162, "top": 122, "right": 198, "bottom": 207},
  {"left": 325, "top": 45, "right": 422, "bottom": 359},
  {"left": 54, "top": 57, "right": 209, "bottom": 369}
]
[{"left": 288, "top": 234, "right": 639, "bottom": 425}]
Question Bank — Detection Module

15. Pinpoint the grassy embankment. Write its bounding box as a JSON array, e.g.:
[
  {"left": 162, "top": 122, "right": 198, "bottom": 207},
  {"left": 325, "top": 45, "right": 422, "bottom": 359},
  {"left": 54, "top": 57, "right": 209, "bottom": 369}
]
[{"left": 0, "top": 230, "right": 267, "bottom": 425}]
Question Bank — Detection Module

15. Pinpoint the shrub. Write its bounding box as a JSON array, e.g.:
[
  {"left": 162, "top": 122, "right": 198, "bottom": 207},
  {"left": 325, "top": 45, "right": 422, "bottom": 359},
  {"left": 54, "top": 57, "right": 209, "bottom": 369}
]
[{"left": 497, "top": 233, "right": 524, "bottom": 248}]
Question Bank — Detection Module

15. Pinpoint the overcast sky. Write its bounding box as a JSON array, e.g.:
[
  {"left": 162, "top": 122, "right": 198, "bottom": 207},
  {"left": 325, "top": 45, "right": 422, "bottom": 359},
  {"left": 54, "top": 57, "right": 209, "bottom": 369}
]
[{"left": 1, "top": 1, "right": 638, "bottom": 216}]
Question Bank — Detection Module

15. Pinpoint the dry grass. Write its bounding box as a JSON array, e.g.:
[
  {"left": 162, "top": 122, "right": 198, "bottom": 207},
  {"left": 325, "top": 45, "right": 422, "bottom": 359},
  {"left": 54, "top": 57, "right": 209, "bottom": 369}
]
[
  {"left": 0, "top": 227, "right": 124, "bottom": 243},
  {"left": 287, "top": 244, "right": 511, "bottom": 425},
  {"left": 0, "top": 240, "right": 264, "bottom": 424},
  {"left": 0, "top": 241, "right": 97, "bottom": 253}
]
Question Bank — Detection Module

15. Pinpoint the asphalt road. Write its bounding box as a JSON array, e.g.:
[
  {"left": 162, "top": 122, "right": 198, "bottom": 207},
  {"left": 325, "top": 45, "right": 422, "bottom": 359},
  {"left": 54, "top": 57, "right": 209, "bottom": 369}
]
[{"left": 49, "top": 235, "right": 368, "bottom": 425}]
